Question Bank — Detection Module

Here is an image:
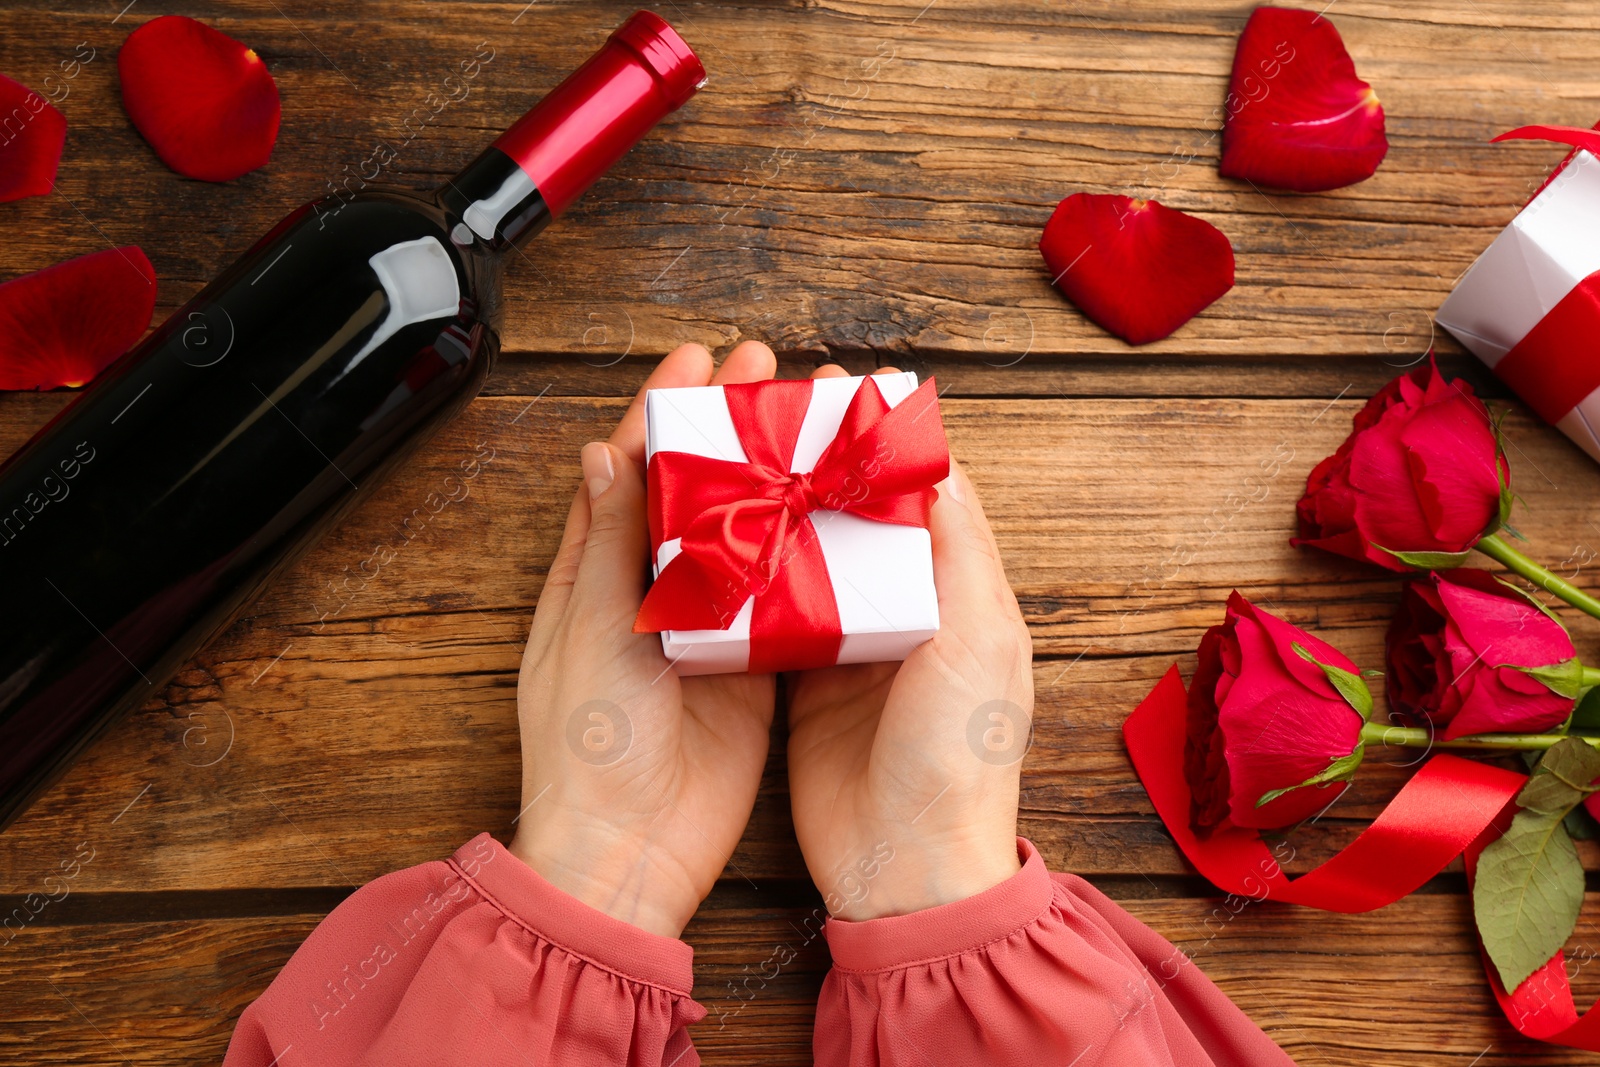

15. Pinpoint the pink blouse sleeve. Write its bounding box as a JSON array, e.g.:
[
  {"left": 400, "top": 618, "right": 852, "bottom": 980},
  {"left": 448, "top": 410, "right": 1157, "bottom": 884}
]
[
  {"left": 222, "top": 833, "right": 705, "bottom": 1067},
  {"left": 815, "top": 837, "right": 1296, "bottom": 1067}
]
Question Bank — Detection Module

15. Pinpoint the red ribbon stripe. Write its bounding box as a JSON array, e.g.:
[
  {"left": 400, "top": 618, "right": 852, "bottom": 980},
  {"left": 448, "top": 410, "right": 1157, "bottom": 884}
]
[{"left": 1485, "top": 125, "right": 1600, "bottom": 426}]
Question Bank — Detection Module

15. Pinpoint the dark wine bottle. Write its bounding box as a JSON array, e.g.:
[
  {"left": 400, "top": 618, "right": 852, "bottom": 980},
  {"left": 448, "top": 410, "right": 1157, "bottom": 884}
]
[{"left": 0, "top": 11, "right": 705, "bottom": 832}]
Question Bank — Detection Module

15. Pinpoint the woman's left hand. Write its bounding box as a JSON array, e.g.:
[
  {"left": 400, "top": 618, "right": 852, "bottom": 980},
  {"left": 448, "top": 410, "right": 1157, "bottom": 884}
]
[{"left": 508, "top": 341, "right": 779, "bottom": 938}]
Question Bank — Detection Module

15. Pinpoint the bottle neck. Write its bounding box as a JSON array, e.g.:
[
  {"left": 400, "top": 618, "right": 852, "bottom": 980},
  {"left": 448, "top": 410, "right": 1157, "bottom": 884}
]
[
  {"left": 438, "top": 10, "right": 704, "bottom": 253},
  {"left": 439, "top": 147, "right": 550, "bottom": 252}
]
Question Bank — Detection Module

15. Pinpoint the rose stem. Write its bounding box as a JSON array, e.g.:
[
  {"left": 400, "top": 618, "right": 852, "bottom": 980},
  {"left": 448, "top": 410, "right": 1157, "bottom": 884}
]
[
  {"left": 1359, "top": 721, "right": 1600, "bottom": 751},
  {"left": 1475, "top": 533, "right": 1600, "bottom": 620}
]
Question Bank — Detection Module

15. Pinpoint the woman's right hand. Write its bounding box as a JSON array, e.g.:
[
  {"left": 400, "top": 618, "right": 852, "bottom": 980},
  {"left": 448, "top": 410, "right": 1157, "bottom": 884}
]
[{"left": 785, "top": 365, "right": 1035, "bottom": 921}]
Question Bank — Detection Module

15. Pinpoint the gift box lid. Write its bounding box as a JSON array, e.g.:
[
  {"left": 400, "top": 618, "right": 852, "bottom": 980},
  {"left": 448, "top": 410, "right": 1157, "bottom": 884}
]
[{"left": 644, "top": 371, "right": 925, "bottom": 472}]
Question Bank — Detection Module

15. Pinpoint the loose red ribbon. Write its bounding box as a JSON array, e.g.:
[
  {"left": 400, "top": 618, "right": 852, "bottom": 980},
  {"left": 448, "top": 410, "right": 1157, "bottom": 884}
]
[
  {"left": 1486, "top": 125, "right": 1600, "bottom": 426},
  {"left": 1126, "top": 666, "right": 1600, "bottom": 1049},
  {"left": 634, "top": 376, "right": 948, "bottom": 673},
  {"left": 1124, "top": 666, "right": 1524, "bottom": 909}
]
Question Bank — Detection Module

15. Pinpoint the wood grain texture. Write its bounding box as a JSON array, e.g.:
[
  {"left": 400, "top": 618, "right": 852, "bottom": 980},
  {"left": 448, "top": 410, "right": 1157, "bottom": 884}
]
[
  {"left": 0, "top": 0, "right": 1595, "bottom": 364},
  {"left": 5, "top": 895, "right": 1599, "bottom": 1066},
  {"left": 5, "top": 1, "right": 1600, "bottom": 1063},
  {"left": 2, "top": 393, "right": 1598, "bottom": 890}
]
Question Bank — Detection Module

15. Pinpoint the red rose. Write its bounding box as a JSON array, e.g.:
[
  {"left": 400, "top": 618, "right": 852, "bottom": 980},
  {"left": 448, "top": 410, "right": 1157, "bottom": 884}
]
[
  {"left": 1386, "top": 569, "right": 1583, "bottom": 740},
  {"left": 1185, "top": 592, "right": 1370, "bottom": 831},
  {"left": 1293, "top": 361, "right": 1508, "bottom": 572}
]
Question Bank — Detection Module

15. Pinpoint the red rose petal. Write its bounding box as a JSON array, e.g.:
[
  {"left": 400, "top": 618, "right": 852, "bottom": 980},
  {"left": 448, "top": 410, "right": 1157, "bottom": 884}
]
[
  {"left": 0, "top": 73, "right": 67, "bottom": 202},
  {"left": 118, "top": 16, "right": 280, "bottom": 182},
  {"left": 0, "top": 247, "right": 157, "bottom": 390},
  {"left": 1219, "top": 6, "right": 1387, "bottom": 192},
  {"left": 1039, "top": 193, "right": 1234, "bottom": 345},
  {"left": 1185, "top": 625, "right": 1232, "bottom": 829}
]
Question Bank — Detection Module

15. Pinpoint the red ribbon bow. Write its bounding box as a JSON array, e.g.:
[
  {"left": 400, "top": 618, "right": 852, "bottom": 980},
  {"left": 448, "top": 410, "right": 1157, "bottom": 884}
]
[
  {"left": 1485, "top": 124, "right": 1600, "bottom": 426},
  {"left": 634, "top": 376, "right": 949, "bottom": 673}
]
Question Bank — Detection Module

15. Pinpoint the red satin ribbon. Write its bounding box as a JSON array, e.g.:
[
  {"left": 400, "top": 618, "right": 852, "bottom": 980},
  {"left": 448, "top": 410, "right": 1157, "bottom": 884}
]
[
  {"left": 1492, "top": 123, "right": 1600, "bottom": 159},
  {"left": 1493, "top": 280, "right": 1600, "bottom": 426},
  {"left": 1123, "top": 666, "right": 1525, "bottom": 909},
  {"left": 1486, "top": 125, "right": 1600, "bottom": 426},
  {"left": 1125, "top": 667, "right": 1600, "bottom": 1048},
  {"left": 634, "top": 376, "right": 948, "bottom": 673}
]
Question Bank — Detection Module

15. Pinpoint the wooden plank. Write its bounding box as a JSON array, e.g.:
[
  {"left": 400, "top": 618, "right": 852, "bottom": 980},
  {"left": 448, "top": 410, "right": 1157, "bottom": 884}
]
[
  {"left": 4, "top": 894, "right": 1596, "bottom": 1065},
  {"left": 0, "top": 2, "right": 1594, "bottom": 361},
  {"left": 5, "top": 0, "right": 1598, "bottom": 1060},
  {"left": 479, "top": 350, "right": 1516, "bottom": 401},
  {"left": 2, "top": 393, "right": 1598, "bottom": 889},
  {"left": 0, "top": 347, "right": 1518, "bottom": 405}
]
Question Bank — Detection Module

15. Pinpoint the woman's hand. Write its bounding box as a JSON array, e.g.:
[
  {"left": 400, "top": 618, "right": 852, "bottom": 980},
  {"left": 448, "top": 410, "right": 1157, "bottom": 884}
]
[
  {"left": 786, "top": 365, "right": 1034, "bottom": 921},
  {"left": 508, "top": 342, "right": 779, "bottom": 939}
]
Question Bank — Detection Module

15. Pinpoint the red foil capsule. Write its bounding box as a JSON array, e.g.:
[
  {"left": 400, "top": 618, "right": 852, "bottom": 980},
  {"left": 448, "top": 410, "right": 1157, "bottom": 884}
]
[{"left": 493, "top": 10, "right": 706, "bottom": 218}]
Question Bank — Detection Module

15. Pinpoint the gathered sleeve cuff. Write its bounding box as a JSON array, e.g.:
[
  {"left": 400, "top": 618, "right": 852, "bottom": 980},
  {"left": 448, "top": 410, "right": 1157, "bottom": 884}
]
[
  {"left": 815, "top": 837, "right": 1296, "bottom": 1067},
  {"left": 222, "top": 833, "right": 705, "bottom": 1067}
]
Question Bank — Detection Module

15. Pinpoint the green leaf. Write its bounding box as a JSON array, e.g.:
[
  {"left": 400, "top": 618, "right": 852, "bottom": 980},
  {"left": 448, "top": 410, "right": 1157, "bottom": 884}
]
[
  {"left": 1473, "top": 804, "right": 1585, "bottom": 993},
  {"left": 1572, "top": 687, "right": 1600, "bottom": 733},
  {"left": 1291, "top": 642, "right": 1374, "bottom": 719},
  {"left": 1518, "top": 657, "right": 1588, "bottom": 701},
  {"left": 1518, "top": 768, "right": 1587, "bottom": 817},
  {"left": 1474, "top": 740, "right": 1597, "bottom": 991},
  {"left": 1511, "top": 740, "right": 1600, "bottom": 818},
  {"left": 1534, "top": 736, "right": 1600, "bottom": 797},
  {"left": 1373, "top": 544, "right": 1475, "bottom": 570},
  {"left": 1255, "top": 742, "right": 1365, "bottom": 808},
  {"left": 1566, "top": 803, "right": 1600, "bottom": 842}
]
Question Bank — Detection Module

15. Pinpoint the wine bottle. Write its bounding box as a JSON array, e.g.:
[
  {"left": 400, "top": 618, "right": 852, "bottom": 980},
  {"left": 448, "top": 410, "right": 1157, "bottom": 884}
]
[{"left": 0, "top": 11, "right": 705, "bottom": 832}]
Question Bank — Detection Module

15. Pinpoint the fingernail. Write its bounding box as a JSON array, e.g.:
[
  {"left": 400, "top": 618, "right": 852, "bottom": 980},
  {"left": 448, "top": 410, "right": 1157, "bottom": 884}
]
[
  {"left": 581, "top": 443, "right": 614, "bottom": 501},
  {"left": 943, "top": 472, "right": 965, "bottom": 504}
]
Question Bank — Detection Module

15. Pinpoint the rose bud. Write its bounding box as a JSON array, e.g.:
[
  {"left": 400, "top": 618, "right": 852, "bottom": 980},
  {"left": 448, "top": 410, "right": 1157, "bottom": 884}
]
[
  {"left": 1386, "top": 569, "right": 1592, "bottom": 740},
  {"left": 1185, "top": 592, "right": 1372, "bottom": 832},
  {"left": 1292, "top": 360, "right": 1509, "bottom": 573}
]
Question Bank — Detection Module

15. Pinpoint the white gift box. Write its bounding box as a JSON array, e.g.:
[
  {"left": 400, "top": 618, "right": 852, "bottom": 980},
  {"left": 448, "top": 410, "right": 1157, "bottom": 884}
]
[
  {"left": 643, "top": 372, "right": 940, "bottom": 676},
  {"left": 1437, "top": 148, "right": 1600, "bottom": 462}
]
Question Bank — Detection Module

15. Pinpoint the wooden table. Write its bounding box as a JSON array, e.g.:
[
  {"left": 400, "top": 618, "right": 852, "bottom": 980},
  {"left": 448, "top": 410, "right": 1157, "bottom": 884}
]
[{"left": 4, "top": 1, "right": 1600, "bottom": 1063}]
